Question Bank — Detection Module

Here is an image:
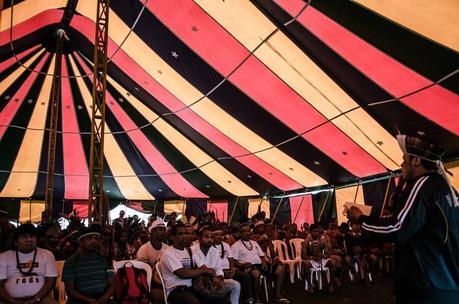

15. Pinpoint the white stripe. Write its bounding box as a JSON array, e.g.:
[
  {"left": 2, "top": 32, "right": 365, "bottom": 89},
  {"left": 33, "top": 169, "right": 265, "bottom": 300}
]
[
  {"left": 362, "top": 176, "right": 429, "bottom": 233},
  {"left": 397, "top": 176, "right": 429, "bottom": 220}
]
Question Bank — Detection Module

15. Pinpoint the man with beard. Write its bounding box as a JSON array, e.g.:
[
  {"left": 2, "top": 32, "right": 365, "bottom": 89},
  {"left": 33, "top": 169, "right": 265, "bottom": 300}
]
[
  {"left": 348, "top": 134, "right": 459, "bottom": 303},
  {"left": 192, "top": 226, "right": 240, "bottom": 304},
  {"left": 62, "top": 226, "right": 115, "bottom": 304},
  {"left": 0, "top": 223, "right": 57, "bottom": 304},
  {"left": 160, "top": 223, "right": 215, "bottom": 304}
]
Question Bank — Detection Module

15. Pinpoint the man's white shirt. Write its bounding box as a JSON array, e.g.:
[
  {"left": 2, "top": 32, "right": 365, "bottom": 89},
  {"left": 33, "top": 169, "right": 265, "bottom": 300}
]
[
  {"left": 231, "top": 240, "right": 264, "bottom": 264},
  {"left": 160, "top": 246, "right": 204, "bottom": 294},
  {"left": 0, "top": 248, "right": 57, "bottom": 298},
  {"left": 213, "top": 242, "right": 233, "bottom": 270},
  {"left": 191, "top": 243, "right": 224, "bottom": 276},
  {"left": 136, "top": 242, "right": 168, "bottom": 268}
]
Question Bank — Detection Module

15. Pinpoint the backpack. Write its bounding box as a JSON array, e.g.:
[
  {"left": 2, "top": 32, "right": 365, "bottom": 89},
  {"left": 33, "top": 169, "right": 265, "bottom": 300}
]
[{"left": 115, "top": 262, "right": 151, "bottom": 304}]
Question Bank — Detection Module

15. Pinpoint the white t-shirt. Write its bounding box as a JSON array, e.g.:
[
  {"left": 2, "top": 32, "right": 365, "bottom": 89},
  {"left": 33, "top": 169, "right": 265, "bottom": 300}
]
[
  {"left": 0, "top": 248, "right": 57, "bottom": 298},
  {"left": 213, "top": 242, "right": 233, "bottom": 270},
  {"left": 160, "top": 246, "right": 204, "bottom": 294},
  {"left": 136, "top": 242, "right": 168, "bottom": 267},
  {"left": 191, "top": 244, "right": 224, "bottom": 277},
  {"left": 231, "top": 240, "right": 264, "bottom": 265}
]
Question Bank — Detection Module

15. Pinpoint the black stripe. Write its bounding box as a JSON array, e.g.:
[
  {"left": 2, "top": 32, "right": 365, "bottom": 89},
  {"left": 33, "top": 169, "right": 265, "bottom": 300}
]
[
  {"left": 312, "top": 190, "right": 337, "bottom": 224},
  {"left": 0, "top": 50, "right": 45, "bottom": 112},
  {"left": 309, "top": 0, "right": 459, "bottom": 94},
  {"left": 0, "top": 52, "right": 51, "bottom": 194},
  {"left": 66, "top": 54, "right": 124, "bottom": 202},
  {"left": 110, "top": 1, "right": 355, "bottom": 185},
  {"left": 70, "top": 52, "right": 174, "bottom": 200},
  {"left": 253, "top": 0, "right": 459, "bottom": 161},
  {"left": 68, "top": 28, "right": 280, "bottom": 196},
  {"left": 269, "top": 197, "right": 291, "bottom": 225},
  {"left": 0, "top": 46, "right": 43, "bottom": 83},
  {"left": 105, "top": 81, "right": 233, "bottom": 199}
]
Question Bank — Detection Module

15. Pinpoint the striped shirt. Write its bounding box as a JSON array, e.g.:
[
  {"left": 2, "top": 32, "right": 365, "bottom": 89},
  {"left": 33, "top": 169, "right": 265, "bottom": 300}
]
[{"left": 62, "top": 252, "right": 114, "bottom": 301}]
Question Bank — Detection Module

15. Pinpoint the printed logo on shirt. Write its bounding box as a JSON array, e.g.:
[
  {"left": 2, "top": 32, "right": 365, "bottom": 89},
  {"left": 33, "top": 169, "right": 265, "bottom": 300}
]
[
  {"left": 16, "top": 275, "right": 40, "bottom": 285},
  {"left": 180, "top": 257, "right": 194, "bottom": 269},
  {"left": 19, "top": 261, "right": 39, "bottom": 269}
]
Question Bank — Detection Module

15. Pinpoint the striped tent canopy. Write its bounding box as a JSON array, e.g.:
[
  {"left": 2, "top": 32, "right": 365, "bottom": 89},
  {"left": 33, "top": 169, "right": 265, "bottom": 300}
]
[{"left": 1, "top": 0, "right": 458, "bottom": 204}]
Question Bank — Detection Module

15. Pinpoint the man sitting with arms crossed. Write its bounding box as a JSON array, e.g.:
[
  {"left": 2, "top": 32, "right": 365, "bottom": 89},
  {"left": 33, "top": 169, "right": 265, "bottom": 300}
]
[
  {"left": 192, "top": 226, "right": 240, "bottom": 304},
  {"left": 0, "top": 224, "right": 56, "bottom": 304},
  {"left": 62, "top": 226, "right": 115, "bottom": 304},
  {"left": 231, "top": 223, "right": 266, "bottom": 304},
  {"left": 160, "top": 223, "right": 215, "bottom": 304}
]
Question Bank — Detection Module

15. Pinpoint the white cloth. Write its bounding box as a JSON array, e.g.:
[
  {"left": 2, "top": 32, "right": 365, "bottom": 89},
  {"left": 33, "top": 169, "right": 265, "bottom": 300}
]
[
  {"left": 136, "top": 242, "right": 167, "bottom": 268},
  {"left": 231, "top": 240, "right": 264, "bottom": 265},
  {"left": 191, "top": 244, "right": 224, "bottom": 277},
  {"left": 214, "top": 242, "right": 233, "bottom": 270},
  {"left": 307, "top": 258, "right": 330, "bottom": 271},
  {"left": 159, "top": 246, "right": 204, "bottom": 295},
  {"left": 148, "top": 219, "right": 166, "bottom": 233},
  {"left": 0, "top": 248, "right": 57, "bottom": 298}
]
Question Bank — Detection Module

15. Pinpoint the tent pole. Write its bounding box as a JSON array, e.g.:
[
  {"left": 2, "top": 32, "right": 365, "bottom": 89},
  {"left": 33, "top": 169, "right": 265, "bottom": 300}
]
[
  {"left": 317, "top": 189, "right": 332, "bottom": 223},
  {"left": 270, "top": 193, "right": 286, "bottom": 224},
  {"left": 228, "top": 197, "right": 240, "bottom": 224},
  {"left": 379, "top": 175, "right": 393, "bottom": 218},
  {"left": 292, "top": 195, "right": 306, "bottom": 224},
  {"left": 353, "top": 182, "right": 361, "bottom": 203}
]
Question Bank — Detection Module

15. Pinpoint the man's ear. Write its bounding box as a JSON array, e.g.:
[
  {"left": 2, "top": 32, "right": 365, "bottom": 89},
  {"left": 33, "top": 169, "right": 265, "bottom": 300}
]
[{"left": 412, "top": 156, "right": 422, "bottom": 167}]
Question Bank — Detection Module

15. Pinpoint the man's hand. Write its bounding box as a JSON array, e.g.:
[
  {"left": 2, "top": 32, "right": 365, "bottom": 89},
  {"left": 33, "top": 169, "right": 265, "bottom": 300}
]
[
  {"left": 347, "top": 206, "right": 363, "bottom": 223},
  {"left": 202, "top": 267, "right": 216, "bottom": 276},
  {"left": 212, "top": 277, "right": 223, "bottom": 290},
  {"left": 223, "top": 269, "right": 235, "bottom": 279},
  {"left": 242, "top": 262, "right": 252, "bottom": 270}
]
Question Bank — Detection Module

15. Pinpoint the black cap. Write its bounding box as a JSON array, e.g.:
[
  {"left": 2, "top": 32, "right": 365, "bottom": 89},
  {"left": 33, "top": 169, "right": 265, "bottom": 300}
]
[{"left": 13, "top": 223, "right": 37, "bottom": 240}]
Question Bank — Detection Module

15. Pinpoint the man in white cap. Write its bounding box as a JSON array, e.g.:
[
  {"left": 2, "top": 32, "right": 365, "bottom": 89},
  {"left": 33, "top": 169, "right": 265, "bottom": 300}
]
[
  {"left": 137, "top": 218, "right": 168, "bottom": 268},
  {"left": 348, "top": 134, "right": 459, "bottom": 304},
  {"left": 137, "top": 218, "right": 168, "bottom": 304}
]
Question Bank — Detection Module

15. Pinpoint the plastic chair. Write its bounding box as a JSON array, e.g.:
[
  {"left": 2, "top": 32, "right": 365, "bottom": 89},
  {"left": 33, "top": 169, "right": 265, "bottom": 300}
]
[
  {"left": 289, "top": 238, "right": 304, "bottom": 279},
  {"left": 304, "top": 260, "right": 330, "bottom": 291},
  {"left": 272, "top": 240, "right": 300, "bottom": 283},
  {"left": 260, "top": 274, "right": 269, "bottom": 303},
  {"left": 55, "top": 260, "right": 66, "bottom": 304},
  {"left": 155, "top": 262, "right": 169, "bottom": 304},
  {"left": 113, "top": 260, "right": 152, "bottom": 291}
]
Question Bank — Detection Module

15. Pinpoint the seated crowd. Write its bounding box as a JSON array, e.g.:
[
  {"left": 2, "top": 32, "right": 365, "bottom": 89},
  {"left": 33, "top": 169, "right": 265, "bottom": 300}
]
[{"left": 0, "top": 207, "right": 394, "bottom": 304}]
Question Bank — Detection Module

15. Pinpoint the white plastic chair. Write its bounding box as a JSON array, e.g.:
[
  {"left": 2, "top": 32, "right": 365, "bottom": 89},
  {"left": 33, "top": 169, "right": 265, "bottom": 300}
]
[
  {"left": 304, "top": 260, "right": 330, "bottom": 291},
  {"left": 55, "top": 260, "right": 66, "bottom": 304},
  {"left": 155, "top": 262, "right": 169, "bottom": 304},
  {"left": 113, "top": 260, "right": 152, "bottom": 291},
  {"left": 260, "top": 274, "right": 269, "bottom": 303},
  {"left": 289, "top": 238, "right": 304, "bottom": 279},
  {"left": 272, "top": 240, "right": 300, "bottom": 283}
]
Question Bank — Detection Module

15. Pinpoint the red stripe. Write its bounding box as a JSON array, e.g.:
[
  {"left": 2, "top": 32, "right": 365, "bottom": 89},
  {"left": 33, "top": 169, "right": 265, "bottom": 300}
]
[
  {"left": 0, "top": 52, "right": 50, "bottom": 139},
  {"left": 0, "top": 10, "right": 62, "bottom": 46},
  {"left": 73, "top": 53, "right": 207, "bottom": 198},
  {"left": 207, "top": 199, "right": 228, "bottom": 222},
  {"left": 71, "top": 200, "right": 88, "bottom": 218},
  {"left": 61, "top": 57, "right": 89, "bottom": 199},
  {"left": 289, "top": 194, "right": 314, "bottom": 226},
  {"left": 68, "top": 14, "right": 302, "bottom": 190},
  {"left": 0, "top": 45, "right": 41, "bottom": 72},
  {"left": 145, "top": 0, "right": 385, "bottom": 176},
  {"left": 277, "top": 0, "right": 459, "bottom": 135},
  {"left": 2, "top": 10, "right": 309, "bottom": 191}
]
